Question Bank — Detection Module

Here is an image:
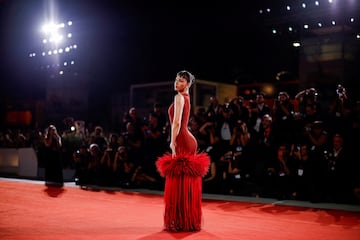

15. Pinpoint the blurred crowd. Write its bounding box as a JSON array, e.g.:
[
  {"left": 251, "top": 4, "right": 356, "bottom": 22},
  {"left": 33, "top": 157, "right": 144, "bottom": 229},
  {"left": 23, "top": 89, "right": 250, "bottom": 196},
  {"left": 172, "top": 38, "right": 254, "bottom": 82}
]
[{"left": 1, "top": 84, "right": 360, "bottom": 204}]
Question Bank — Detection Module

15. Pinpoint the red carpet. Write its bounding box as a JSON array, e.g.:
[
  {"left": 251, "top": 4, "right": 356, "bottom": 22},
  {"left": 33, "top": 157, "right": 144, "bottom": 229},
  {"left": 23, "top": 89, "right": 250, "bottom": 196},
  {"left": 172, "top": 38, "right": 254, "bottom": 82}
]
[{"left": 0, "top": 179, "right": 359, "bottom": 240}]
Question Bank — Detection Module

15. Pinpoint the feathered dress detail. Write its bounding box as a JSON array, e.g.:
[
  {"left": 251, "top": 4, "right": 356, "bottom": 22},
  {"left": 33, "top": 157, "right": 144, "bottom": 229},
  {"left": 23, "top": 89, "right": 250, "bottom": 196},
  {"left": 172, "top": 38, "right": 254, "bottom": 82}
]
[{"left": 156, "top": 152, "right": 210, "bottom": 232}]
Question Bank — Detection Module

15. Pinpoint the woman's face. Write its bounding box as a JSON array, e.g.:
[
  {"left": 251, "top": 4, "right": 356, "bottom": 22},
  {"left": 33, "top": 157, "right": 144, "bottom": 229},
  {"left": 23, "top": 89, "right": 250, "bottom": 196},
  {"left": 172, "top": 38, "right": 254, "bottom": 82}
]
[{"left": 174, "top": 76, "right": 189, "bottom": 92}]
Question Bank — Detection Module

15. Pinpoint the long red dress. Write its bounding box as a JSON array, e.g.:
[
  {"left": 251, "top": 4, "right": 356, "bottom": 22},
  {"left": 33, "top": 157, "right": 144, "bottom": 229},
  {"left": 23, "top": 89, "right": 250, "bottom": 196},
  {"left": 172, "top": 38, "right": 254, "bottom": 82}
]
[{"left": 156, "top": 93, "right": 210, "bottom": 232}]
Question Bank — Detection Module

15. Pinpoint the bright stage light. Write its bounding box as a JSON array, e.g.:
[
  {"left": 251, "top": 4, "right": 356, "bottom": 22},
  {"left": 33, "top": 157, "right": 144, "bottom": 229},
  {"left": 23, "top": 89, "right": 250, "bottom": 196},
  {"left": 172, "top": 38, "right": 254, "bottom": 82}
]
[
  {"left": 293, "top": 42, "right": 301, "bottom": 47},
  {"left": 42, "top": 23, "right": 57, "bottom": 34},
  {"left": 29, "top": 17, "right": 79, "bottom": 80},
  {"left": 260, "top": 0, "right": 359, "bottom": 36}
]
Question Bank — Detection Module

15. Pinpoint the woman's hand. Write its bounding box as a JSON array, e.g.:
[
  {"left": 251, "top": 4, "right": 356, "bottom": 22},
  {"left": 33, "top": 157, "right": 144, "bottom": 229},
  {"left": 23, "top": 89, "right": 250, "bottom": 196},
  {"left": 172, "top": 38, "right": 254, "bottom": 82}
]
[{"left": 170, "top": 142, "right": 176, "bottom": 157}]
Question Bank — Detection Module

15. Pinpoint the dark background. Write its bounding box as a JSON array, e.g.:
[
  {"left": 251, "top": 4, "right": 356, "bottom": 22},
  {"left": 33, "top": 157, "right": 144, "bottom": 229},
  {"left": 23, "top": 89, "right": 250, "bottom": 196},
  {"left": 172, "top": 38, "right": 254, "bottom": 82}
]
[{"left": 0, "top": 0, "right": 294, "bottom": 98}]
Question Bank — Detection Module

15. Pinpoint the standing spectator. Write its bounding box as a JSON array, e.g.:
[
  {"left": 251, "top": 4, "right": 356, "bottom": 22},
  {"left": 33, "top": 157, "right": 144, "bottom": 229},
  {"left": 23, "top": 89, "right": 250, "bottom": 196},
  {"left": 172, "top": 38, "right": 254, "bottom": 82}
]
[
  {"left": 272, "top": 91, "right": 295, "bottom": 143},
  {"left": 114, "top": 146, "right": 134, "bottom": 187},
  {"left": 327, "top": 84, "right": 353, "bottom": 136},
  {"left": 288, "top": 143, "right": 312, "bottom": 201},
  {"left": 323, "top": 134, "right": 352, "bottom": 203},
  {"left": 100, "top": 133, "right": 120, "bottom": 186},
  {"left": 249, "top": 92, "right": 271, "bottom": 134},
  {"left": 304, "top": 121, "right": 329, "bottom": 202},
  {"left": 73, "top": 144, "right": 91, "bottom": 186},
  {"left": 44, "top": 124, "right": 63, "bottom": 187},
  {"left": 152, "top": 102, "right": 167, "bottom": 131},
  {"left": 262, "top": 144, "right": 292, "bottom": 199},
  {"left": 90, "top": 126, "right": 108, "bottom": 152}
]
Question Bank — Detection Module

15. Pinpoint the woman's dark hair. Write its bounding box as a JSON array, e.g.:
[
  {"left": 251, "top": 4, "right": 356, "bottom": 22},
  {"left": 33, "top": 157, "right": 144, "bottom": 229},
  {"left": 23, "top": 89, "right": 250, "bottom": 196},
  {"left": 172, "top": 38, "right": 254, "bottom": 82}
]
[{"left": 177, "top": 70, "right": 195, "bottom": 85}]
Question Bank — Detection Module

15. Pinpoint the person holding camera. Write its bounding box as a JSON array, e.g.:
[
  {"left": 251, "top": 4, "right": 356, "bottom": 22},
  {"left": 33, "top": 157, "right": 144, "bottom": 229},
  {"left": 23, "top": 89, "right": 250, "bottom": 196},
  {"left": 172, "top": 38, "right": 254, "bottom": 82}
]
[
  {"left": 249, "top": 92, "right": 271, "bottom": 134},
  {"left": 288, "top": 143, "right": 312, "bottom": 201},
  {"left": 99, "top": 133, "right": 120, "bottom": 186},
  {"left": 272, "top": 91, "right": 295, "bottom": 143},
  {"left": 303, "top": 121, "right": 329, "bottom": 202},
  {"left": 328, "top": 84, "right": 353, "bottom": 136},
  {"left": 73, "top": 144, "right": 91, "bottom": 186},
  {"left": 262, "top": 143, "right": 292, "bottom": 199},
  {"left": 113, "top": 146, "right": 134, "bottom": 188},
  {"left": 219, "top": 150, "right": 241, "bottom": 195},
  {"left": 43, "top": 124, "right": 63, "bottom": 187},
  {"left": 133, "top": 112, "right": 164, "bottom": 189}
]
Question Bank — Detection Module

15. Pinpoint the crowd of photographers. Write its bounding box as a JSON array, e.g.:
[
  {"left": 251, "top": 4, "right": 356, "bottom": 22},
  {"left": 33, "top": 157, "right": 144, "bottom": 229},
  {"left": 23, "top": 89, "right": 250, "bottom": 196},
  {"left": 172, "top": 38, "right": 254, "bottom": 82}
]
[{"left": 1, "top": 85, "right": 360, "bottom": 204}]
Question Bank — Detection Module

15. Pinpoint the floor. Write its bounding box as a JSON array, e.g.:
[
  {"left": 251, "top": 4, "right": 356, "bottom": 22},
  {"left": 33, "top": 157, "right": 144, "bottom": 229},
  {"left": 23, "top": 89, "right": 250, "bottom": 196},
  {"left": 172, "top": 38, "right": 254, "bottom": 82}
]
[{"left": 2, "top": 176, "right": 359, "bottom": 213}]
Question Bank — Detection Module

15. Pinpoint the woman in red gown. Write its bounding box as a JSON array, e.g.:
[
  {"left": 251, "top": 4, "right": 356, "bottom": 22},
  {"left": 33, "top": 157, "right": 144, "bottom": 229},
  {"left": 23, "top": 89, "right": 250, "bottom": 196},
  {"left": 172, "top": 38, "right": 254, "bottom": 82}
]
[{"left": 156, "top": 70, "right": 210, "bottom": 232}]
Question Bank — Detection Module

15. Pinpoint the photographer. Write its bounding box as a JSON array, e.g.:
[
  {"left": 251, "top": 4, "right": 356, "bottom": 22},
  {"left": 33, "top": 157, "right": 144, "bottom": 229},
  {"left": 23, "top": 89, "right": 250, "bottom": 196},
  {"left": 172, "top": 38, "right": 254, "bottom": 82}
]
[
  {"left": 229, "top": 96, "right": 250, "bottom": 125},
  {"left": 262, "top": 144, "right": 292, "bottom": 199},
  {"left": 249, "top": 92, "right": 271, "bottom": 134},
  {"left": 303, "top": 121, "right": 329, "bottom": 202},
  {"left": 219, "top": 150, "right": 242, "bottom": 195},
  {"left": 328, "top": 84, "right": 352, "bottom": 136},
  {"left": 43, "top": 124, "right": 63, "bottom": 187},
  {"left": 113, "top": 146, "right": 134, "bottom": 187},
  {"left": 272, "top": 91, "right": 295, "bottom": 143},
  {"left": 73, "top": 144, "right": 91, "bottom": 186},
  {"left": 295, "top": 87, "right": 321, "bottom": 115},
  {"left": 99, "top": 133, "right": 120, "bottom": 186},
  {"left": 322, "top": 134, "right": 353, "bottom": 203},
  {"left": 288, "top": 143, "right": 312, "bottom": 200}
]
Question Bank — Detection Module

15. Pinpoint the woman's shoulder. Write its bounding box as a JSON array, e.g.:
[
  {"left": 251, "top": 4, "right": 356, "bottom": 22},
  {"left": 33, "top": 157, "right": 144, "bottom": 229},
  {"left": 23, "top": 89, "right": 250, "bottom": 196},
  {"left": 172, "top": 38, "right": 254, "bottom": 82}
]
[
  {"left": 175, "top": 92, "right": 187, "bottom": 97},
  {"left": 174, "top": 93, "right": 186, "bottom": 101}
]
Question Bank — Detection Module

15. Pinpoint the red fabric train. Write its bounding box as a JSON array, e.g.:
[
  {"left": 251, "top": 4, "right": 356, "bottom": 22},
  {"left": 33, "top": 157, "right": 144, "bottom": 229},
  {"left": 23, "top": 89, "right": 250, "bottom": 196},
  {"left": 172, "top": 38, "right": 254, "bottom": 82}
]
[{"left": 156, "top": 152, "right": 210, "bottom": 232}]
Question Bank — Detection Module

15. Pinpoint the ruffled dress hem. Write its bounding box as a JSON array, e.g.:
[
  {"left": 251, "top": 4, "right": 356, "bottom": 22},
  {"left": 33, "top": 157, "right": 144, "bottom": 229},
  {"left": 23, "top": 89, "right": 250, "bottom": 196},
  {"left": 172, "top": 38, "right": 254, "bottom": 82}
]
[{"left": 156, "top": 152, "right": 210, "bottom": 232}]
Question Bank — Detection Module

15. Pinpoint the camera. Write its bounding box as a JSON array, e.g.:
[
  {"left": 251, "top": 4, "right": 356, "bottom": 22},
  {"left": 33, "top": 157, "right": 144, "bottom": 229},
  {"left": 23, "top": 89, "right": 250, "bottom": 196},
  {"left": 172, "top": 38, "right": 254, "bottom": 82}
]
[
  {"left": 336, "top": 84, "right": 346, "bottom": 98},
  {"left": 204, "top": 122, "right": 214, "bottom": 132},
  {"left": 249, "top": 101, "right": 257, "bottom": 109},
  {"left": 205, "top": 146, "right": 213, "bottom": 153},
  {"left": 235, "top": 120, "right": 246, "bottom": 133},
  {"left": 224, "top": 152, "right": 233, "bottom": 161},
  {"left": 74, "top": 150, "right": 80, "bottom": 157},
  {"left": 235, "top": 146, "right": 243, "bottom": 152}
]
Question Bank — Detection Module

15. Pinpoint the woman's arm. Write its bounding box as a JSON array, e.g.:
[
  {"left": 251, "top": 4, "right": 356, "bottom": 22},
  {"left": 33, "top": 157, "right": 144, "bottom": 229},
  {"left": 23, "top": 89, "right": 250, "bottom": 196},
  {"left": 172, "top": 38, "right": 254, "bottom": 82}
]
[
  {"left": 203, "top": 161, "right": 216, "bottom": 182},
  {"left": 44, "top": 134, "right": 61, "bottom": 148},
  {"left": 170, "top": 93, "right": 184, "bottom": 156}
]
